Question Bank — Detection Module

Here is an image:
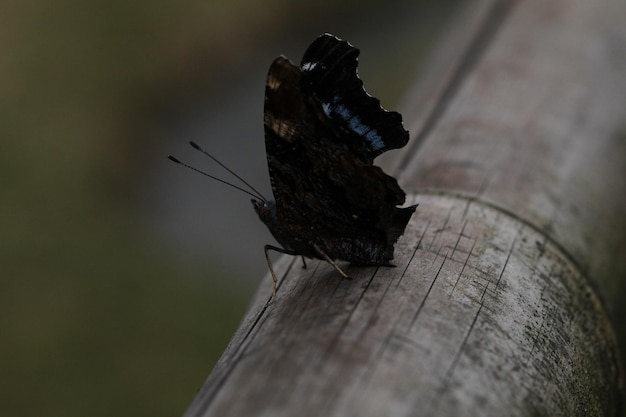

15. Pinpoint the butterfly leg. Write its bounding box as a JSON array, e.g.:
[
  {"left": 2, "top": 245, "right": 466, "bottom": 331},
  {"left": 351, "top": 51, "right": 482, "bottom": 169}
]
[
  {"left": 264, "top": 244, "right": 300, "bottom": 306},
  {"left": 310, "top": 242, "right": 351, "bottom": 280},
  {"left": 301, "top": 257, "right": 308, "bottom": 269}
]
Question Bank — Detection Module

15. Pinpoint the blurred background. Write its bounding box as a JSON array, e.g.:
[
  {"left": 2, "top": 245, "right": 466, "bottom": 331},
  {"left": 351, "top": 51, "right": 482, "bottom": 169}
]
[{"left": 1, "top": 1, "right": 460, "bottom": 416}]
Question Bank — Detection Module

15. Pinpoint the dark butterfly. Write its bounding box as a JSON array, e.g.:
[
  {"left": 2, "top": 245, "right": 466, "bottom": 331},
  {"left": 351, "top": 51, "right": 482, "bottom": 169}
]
[{"left": 171, "top": 33, "right": 417, "bottom": 304}]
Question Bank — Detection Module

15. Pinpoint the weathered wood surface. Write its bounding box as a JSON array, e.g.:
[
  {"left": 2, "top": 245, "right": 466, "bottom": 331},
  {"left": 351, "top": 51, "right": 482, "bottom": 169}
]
[{"left": 184, "top": 0, "right": 626, "bottom": 415}]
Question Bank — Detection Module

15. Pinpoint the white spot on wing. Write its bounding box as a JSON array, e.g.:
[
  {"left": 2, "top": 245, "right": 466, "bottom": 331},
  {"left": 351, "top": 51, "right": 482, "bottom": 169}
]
[{"left": 301, "top": 62, "right": 317, "bottom": 71}]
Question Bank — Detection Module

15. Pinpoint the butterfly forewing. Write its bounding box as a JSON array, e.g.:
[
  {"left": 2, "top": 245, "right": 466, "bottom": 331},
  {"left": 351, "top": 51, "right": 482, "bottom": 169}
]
[{"left": 300, "top": 34, "right": 410, "bottom": 162}]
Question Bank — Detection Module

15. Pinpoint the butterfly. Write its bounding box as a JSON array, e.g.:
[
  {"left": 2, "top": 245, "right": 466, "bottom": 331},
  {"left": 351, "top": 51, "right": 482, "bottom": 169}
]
[
  {"left": 170, "top": 34, "right": 417, "bottom": 304},
  {"left": 253, "top": 33, "right": 417, "bottom": 302}
]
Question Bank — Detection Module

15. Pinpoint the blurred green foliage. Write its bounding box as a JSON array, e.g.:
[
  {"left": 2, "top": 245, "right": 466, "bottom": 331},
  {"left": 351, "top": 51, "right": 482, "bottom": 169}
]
[{"left": 0, "top": 1, "right": 281, "bottom": 416}]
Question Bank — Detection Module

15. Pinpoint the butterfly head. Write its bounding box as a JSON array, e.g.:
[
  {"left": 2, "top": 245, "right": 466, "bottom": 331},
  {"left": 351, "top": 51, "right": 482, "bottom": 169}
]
[{"left": 252, "top": 199, "right": 277, "bottom": 227}]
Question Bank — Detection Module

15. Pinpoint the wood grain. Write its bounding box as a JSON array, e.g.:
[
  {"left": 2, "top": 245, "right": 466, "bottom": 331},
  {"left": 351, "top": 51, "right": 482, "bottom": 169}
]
[
  {"left": 186, "top": 194, "right": 621, "bottom": 416},
  {"left": 400, "top": 0, "right": 626, "bottom": 308},
  {"left": 184, "top": 0, "right": 626, "bottom": 415}
]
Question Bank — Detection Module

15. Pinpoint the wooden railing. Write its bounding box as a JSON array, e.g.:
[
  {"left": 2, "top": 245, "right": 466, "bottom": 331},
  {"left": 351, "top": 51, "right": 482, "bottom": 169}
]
[{"left": 184, "top": 0, "right": 626, "bottom": 415}]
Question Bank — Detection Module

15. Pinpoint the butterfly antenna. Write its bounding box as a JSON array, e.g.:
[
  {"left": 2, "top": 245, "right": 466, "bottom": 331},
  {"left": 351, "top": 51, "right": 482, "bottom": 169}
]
[
  {"left": 168, "top": 155, "right": 265, "bottom": 201},
  {"left": 189, "top": 141, "right": 268, "bottom": 202}
]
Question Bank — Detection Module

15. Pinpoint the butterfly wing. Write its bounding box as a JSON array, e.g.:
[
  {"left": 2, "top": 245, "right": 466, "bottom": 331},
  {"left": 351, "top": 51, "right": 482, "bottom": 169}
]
[
  {"left": 262, "top": 35, "right": 416, "bottom": 264},
  {"left": 300, "top": 34, "right": 410, "bottom": 163}
]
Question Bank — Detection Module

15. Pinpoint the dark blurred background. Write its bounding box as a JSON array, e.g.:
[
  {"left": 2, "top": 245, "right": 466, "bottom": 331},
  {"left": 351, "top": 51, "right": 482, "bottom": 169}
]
[{"left": 1, "top": 1, "right": 460, "bottom": 416}]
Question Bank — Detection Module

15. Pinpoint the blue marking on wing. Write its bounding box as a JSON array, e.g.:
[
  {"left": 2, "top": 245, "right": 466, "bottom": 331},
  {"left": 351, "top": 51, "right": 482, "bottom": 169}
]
[
  {"left": 334, "top": 102, "right": 385, "bottom": 151},
  {"left": 365, "top": 130, "right": 384, "bottom": 151}
]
